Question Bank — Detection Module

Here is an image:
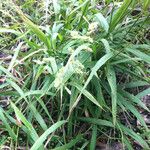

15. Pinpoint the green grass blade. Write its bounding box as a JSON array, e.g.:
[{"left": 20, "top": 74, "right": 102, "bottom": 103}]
[
  {"left": 100, "top": 39, "right": 111, "bottom": 53},
  {"left": 118, "top": 95, "right": 148, "bottom": 130},
  {"left": 119, "top": 89, "right": 149, "bottom": 112},
  {"left": 109, "top": 0, "right": 134, "bottom": 32},
  {"left": 30, "top": 120, "right": 66, "bottom": 150},
  {"left": 15, "top": 90, "right": 54, "bottom": 104},
  {"left": 143, "top": 0, "right": 150, "bottom": 11},
  {"left": 90, "top": 125, "right": 97, "bottom": 150},
  {"left": 119, "top": 124, "right": 149, "bottom": 149},
  {"left": 69, "top": 86, "right": 79, "bottom": 110},
  {"left": 6, "top": 79, "right": 26, "bottom": 100},
  {"left": 10, "top": 102, "right": 39, "bottom": 142},
  {"left": 11, "top": 2, "right": 51, "bottom": 49},
  {"left": 106, "top": 65, "right": 117, "bottom": 125},
  {"left": 0, "top": 28, "right": 21, "bottom": 35},
  {"left": 69, "top": 52, "right": 113, "bottom": 115},
  {"left": 69, "top": 0, "right": 89, "bottom": 16},
  {"left": 83, "top": 52, "right": 113, "bottom": 90},
  {"left": 122, "top": 81, "right": 149, "bottom": 89},
  {"left": 78, "top": 117, "right": 114, "bottom": 127},
  {"left": 52, "top": 0, "right": 60, "bottom": 15},
  {"left": 35, "top": 97, "right": 54, "bottom": 123},
  {"left": 8, "top": 42, "right": 23, "bottom": 71},
  {"left": 123, "top": 136, "right": 134, "bottom": 150},
  {"left": 0, "top": 107, "right": 17, "bottom": 141},
  {"left": 95, "top": 13, "right": 109, "bottom": 33},
  {"left": 136, "top": 88, "right": 150, "bottom": 99},
  {"left": 70, "top": 82, "right": 102, "bottom": 109},
  {"left": 52, "top": 134, "right": 82, "bottom": 150},
  {"left": 0, "top": 66, "right": 18, "bottom": 82},
  {"left": 29, "top": 103, "right": 48, "bottom": 131},
  {"left": 91, "top": 76, "right": 106, "bottom": 108},
  {"left": 126, "top": 48, "right": 150, "bottom": 64}
]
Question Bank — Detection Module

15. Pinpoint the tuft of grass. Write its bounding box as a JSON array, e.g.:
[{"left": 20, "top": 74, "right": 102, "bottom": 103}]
[{"left": 0, "top": 0, "right": 150, "bottom": 149}]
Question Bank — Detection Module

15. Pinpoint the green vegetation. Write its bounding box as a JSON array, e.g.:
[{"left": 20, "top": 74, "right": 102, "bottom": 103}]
[{"left": 0, "top": 0, "right": 150, "bottom": 149}]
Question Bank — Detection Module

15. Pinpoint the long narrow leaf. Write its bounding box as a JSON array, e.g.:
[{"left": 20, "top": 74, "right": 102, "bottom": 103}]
[
  {"left": 0, "top": 107, "right": 17, "bottom": 141},
  {"left": 107, "top": 65, "right": 117, "bottom": 125},
  {"left": 70, "top": 82, "right": 102, "bottom": 108},
  {"left": 119, "top": 124, "right": 149, "bottom": 149},
  {"left": 90, "top": 125, "right": 97, "bottom": 150},
  {"left": 126, "top": 48, "right": 150, "bottom": 64},
  {"left": 95, "top": 13, "right": 109, "bottom": 33},
  {"left": 8, "top": 42, "right": 23, "bottom": 71},
  {"left": 78, "top": 117, "right": 114, "bottom": 127},
  {"left": 69, "top": 53, "right": 113, "bottom": 114},
  {"left": 30, "top": 120, "right": 66, "bottom": 150},
  {"left": 52, "top": 135, "right": 82, "bottom": 150},
  {"left": 109, "top": 0, "right": 134, "bottom": 32},
  {"left": 11, "top": 2, "right": 51, "bottom": 49},
  {"left": 11, "top": 102, "right": 39, "bottom": 142}
]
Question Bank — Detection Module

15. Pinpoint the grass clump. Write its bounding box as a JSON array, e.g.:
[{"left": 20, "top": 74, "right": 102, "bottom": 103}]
[{"left": 0, "top": 0, "right": 150, "bottom": 149}]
